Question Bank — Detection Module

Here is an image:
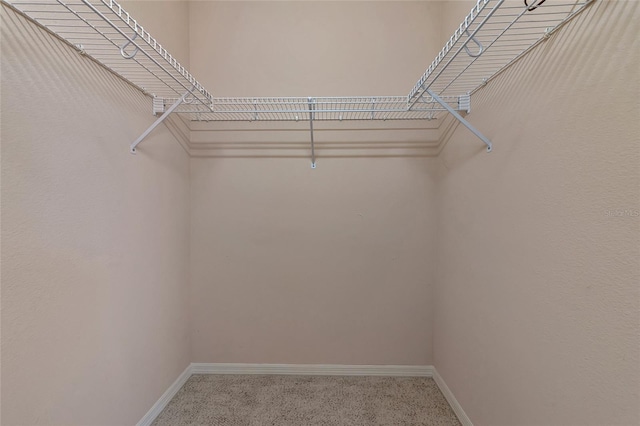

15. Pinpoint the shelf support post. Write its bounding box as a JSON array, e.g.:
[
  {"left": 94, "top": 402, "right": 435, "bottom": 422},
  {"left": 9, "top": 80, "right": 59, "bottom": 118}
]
[
  {"left": 130, "top": 89, "right": 192, "bottom": 154},
  {"left": 426, "top": 89, "right": 492, "bottom": 152},
  {"left": 308, "top": 97, "right": 316, "bottom": 168}
]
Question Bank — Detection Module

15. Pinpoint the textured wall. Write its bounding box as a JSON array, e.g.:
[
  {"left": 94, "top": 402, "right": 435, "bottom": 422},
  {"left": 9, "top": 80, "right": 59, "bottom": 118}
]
[
  {"left": 433, "top": 1, "right": 640, "bottom": 425},
  {"left": 1, "top": 5, "right": 191, "bottom": 425},
  {"left": 190, "top": 157, "right": 437, "bottom": 364},
  {"left": 188, "top": 1, "right": 442, "bottom": 97},
  {"left": 119, "top": 0, "right": 190, "bottom": 69},
  {"left": 187, "top": 1, "right": 442, "bottom": 365},
  {"left": 3, "top": 1, "right": 639, "bottom": 425}
]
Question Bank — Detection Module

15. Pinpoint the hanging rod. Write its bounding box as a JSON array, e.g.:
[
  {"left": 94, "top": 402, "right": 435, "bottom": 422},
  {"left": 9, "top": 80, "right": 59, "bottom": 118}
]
[{"left": 308, "top": 98, "right": 316, "bottom": 169}]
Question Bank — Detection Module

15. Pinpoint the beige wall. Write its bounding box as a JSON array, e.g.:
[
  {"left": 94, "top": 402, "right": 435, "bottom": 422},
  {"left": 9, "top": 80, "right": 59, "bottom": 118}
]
[
  {"left": 1, "top": 5, "right": 191, "bottom": 425},
  {"left": 187, "top": 1, "right": 443, "bottom": 365},
  {"left": 433, "top": 1, "right": 640, "bottom": 425},
  {"left": 190, "top": 157, "right": 437, "bottom": 364},
  {"left": 189, "top": 1, "right": 442, "bottom": 97},
  {"left": 2, "top": 1, "right": 639, "bottom": 425},
  {"left": 119, "top": 0, "right": 190, "bottom": 68}
]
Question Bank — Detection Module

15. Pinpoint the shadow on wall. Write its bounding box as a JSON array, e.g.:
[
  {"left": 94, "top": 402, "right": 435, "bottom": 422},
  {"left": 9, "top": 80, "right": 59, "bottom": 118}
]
[
  {"left": 436, "top": 0, "right": 639, "bottom": 166},
  {"left": 0, "top": 4, "right": 194, "bottom": 248},
  {"left": 1, "top": 4, "right": 193, "bottom": 171},
  {"left": 186, "top": 116, "right": 458, "bottom": 159},
  {"left": 1, "top": 5, "right": 148, "bottom": 122},
  {"left": 476, "top": 0, "right": 638, "bottom": 112},
  {"left": 0, "top": 6, "right": 152, "bottom": 160}
]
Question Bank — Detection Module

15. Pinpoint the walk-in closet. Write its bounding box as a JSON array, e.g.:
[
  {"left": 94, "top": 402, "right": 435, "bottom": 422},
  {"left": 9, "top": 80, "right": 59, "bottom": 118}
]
[{"left": 1, "top": 0, "right": 638, "bottom": 425}]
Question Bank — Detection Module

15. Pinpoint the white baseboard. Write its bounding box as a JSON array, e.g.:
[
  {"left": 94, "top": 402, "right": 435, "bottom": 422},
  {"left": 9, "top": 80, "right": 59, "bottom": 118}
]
[
  {"left": 136, "top": 364, "right": 192, "bottom": 426},
  {"left": 191, "top": 363, "right": 434, "bottom": 377},
  {"left": 138, "top": 363, "right": 476, "bottom": 426},
  {"left": 433, "top": 368, "right": 473, "bottom": 426}
]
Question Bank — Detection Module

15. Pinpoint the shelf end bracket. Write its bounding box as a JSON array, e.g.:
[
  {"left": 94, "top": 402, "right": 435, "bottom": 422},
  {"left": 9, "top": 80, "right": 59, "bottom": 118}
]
[
  {"left": 427, "top": 89, "right": 492, "bottom": 152},
  {"left": 130, "top": 89, "right": 192, "bottom": 154}
]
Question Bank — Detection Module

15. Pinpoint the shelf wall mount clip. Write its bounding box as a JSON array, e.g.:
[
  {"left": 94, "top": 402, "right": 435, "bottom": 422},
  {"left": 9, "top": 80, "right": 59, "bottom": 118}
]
[
  {"left": 130, "top": 88, "right": 194, "bottom": 154},
  {"left": 427, "top": 89, "right": 492, "bottom": 152},
  {"left": 458, "top": 94, "right": 471, "bottom": 114},
  {"left": 152, "top": 97, "right": 165, "bottom": 116}
]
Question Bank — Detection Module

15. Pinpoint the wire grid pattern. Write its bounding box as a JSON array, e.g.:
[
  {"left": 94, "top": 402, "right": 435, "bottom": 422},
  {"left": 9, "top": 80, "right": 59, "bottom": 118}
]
[
  {"left": 171, "top": 96, "right": 460, "bottom": 122},
  {"left": 5, "top": 0, "right": 593, "bottom": 123},
  {"left": 408, "top": 0, "right": 594, "bottom": 111},
  {"left": 4, "top": 0, "right": 213, "bottom": 108}
]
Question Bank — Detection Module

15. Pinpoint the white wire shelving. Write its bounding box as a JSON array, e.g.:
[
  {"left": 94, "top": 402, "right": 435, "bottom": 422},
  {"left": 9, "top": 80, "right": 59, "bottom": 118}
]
[
  {"left": 408, "top": 0, "right": 594, "bottom": 110},
  {"left": 3, "top": 0, "right": 212, "bottom": 108},
  {"left": 169, "top": 96, "right": 463, "bottom": 122},
  {"left": 3, "top": 0, "right": 595, "bottom": 162}
]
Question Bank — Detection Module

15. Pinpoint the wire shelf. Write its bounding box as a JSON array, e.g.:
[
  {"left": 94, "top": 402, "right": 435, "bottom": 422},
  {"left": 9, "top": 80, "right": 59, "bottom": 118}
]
[
  {"left": 170, "top": 96, "right": 461, "bottom": 122},
  {"left": 4, "top": 0, "right": 594, "bottom": 124},
  {"left": 4, "top": 0, "right": 594, "bottom": 157},
  {"left": 4, "top": 0, "right": 213, "bottom": 108},
  {"left": 407, "top": 0, "right": 594, "bottom": 111}
]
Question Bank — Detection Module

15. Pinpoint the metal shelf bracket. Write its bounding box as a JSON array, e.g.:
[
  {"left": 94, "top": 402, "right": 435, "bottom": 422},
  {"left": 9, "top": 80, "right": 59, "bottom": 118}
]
[
  {"left": 427, "top": 89, "right": 492, "bottom": 152},
  {"left": 308, "top": 97, "right": 316, "bottom": 168},
  {"left": 130, "top": 89, "right": 193, "bottom": 154}
]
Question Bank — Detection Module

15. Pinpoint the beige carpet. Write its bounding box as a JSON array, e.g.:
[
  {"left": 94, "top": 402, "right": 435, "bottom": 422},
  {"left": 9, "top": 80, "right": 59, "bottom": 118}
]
[{"left": 151, "top": 374, "right": 461, "bottom": 425}]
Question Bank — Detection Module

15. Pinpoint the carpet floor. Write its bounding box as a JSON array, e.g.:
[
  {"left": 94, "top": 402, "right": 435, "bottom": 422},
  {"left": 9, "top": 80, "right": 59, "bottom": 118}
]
[{"left": 151, "top": 374, "right": 461, "bottom": 426}]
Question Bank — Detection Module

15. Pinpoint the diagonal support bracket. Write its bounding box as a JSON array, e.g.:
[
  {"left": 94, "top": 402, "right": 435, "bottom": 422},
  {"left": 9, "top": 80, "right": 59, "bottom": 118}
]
[
  {"left": 308, "top": 97, "right": 316, "bottom": 168},
  {"left": 130, "top": 89, "right": 193, "bottom": 154},
  {"left": 427, "top": 89, "right": 492, "bottom": 152}
]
